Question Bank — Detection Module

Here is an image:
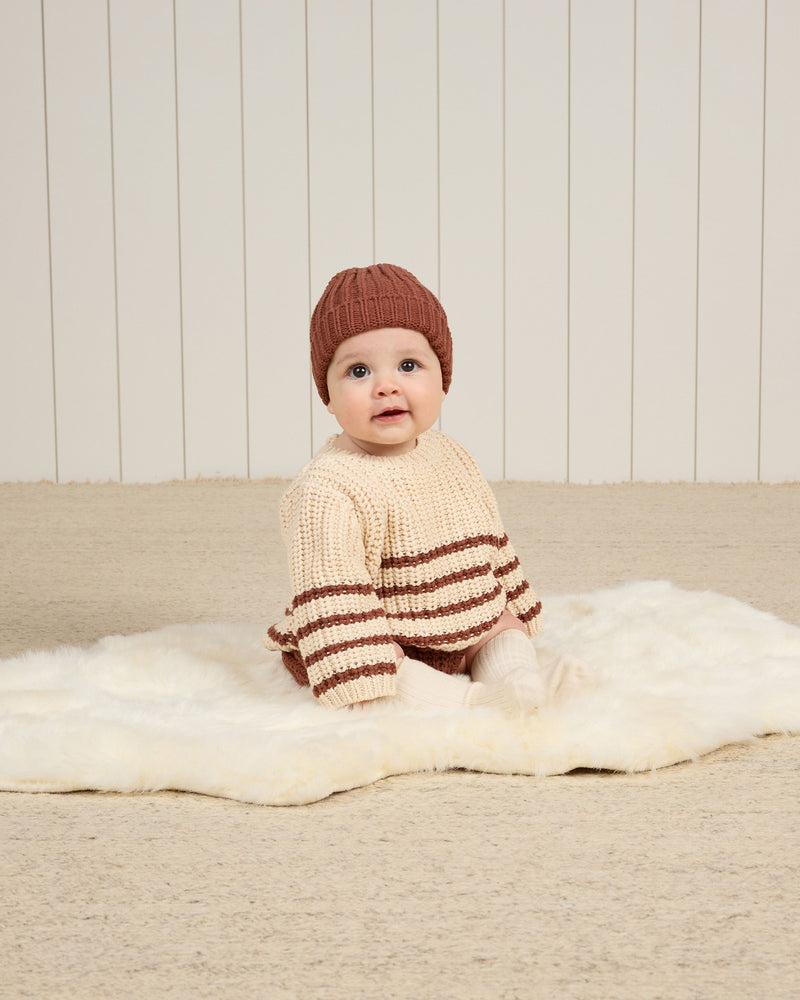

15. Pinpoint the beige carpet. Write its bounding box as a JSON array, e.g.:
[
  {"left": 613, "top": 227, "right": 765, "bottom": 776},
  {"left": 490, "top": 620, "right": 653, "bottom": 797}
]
[{"left": 2, "top": 479, "right": 799, "bottom": 998}]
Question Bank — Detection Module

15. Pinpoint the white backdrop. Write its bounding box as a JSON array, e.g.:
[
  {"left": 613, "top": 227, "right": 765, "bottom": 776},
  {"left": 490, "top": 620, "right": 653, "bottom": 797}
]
[{"left": 1, "top": 0, "right": 798, "bottom": 483}]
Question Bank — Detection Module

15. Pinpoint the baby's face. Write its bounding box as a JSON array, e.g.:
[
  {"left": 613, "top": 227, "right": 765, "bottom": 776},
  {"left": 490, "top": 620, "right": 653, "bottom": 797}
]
[{"left": 326, "top": 328, "right": 445, "bottom": 456}]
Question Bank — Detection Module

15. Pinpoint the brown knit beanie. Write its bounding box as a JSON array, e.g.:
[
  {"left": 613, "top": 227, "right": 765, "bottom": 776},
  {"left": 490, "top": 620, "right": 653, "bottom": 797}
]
[{"left": 310, "top": 263, "right": 453, "bottom": 404}]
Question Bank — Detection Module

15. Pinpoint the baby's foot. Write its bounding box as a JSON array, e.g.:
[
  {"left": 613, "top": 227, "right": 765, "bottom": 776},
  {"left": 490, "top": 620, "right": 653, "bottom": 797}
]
[
  {"left": 466, "top": 679, "right": 516, "bottom": 716},
  {"left": 542, "top": 653, "right": 595, "bottom": 701},
  {"left": 499, "top": 666, "right": 546, "bottom": 713},
  {"left": 466, "top": 669, "right": 545, "bottom": 717}
]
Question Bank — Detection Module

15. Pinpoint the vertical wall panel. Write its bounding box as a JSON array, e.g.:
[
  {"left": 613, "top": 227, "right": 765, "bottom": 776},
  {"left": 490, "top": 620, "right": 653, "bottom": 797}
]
[
  {"left": 0, "top": 0, "right": 55, "bottom": 481},
  {"left": 307, "top": 0, "right": 374, "bottom": 452},
  {"left": 696, "top": 0, "right": 765, "bottom": 482},
  {"left": 242, "top": 0, "right": 311, "bottom": 479},
  {"left": 632, "top": 0, "right": 699, "bottom": 482},
  {"left": 760, "top": 0, "right": 800, "bottom": 482},
  {"left": 372, "top": 0, "right": 439, "bottom": 292},
  {"left": 110, "top": 0, "right": 183, "bottom": 483},
  {"left": 43, "top": 0, "right": 119, "bottom": 482},
  {"left": 504, "top": 0, "right": 569, "bottom": 481},
  {"left": 175, "top": 0, "right": 248, "bottom": 478},
  {"left": 569, "top": 0, "right": 635, "bottom": 483},
  {"left": 438, "top": 0, "right": 505, "bottom": 480}
]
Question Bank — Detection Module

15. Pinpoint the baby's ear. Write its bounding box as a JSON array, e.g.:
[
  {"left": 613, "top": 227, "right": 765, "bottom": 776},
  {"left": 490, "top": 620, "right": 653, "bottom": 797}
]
[{"left": 326, "top": 399, "right": 335, "bottom": 415}]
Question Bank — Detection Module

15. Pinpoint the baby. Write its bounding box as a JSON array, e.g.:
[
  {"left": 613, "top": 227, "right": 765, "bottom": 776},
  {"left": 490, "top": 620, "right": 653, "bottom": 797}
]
[{"left": 266, "top": 263, "right": 584, "bottom": 713}]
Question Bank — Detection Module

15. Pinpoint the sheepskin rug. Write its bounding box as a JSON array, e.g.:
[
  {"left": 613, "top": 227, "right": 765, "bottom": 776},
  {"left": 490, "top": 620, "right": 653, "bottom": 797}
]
[{"left": 2, "top": 581, "right": 799, "bottom": 806}]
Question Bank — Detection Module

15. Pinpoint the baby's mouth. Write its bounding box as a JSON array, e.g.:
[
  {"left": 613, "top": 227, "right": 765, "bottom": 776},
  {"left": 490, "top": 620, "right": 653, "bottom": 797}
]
[{"left": 374, "top": 407, "right": 408, "bottom": 422}]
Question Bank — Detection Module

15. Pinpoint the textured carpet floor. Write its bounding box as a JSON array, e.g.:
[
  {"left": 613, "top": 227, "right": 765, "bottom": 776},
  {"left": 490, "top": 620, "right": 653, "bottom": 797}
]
[{"left": 2, "top": 480, "right": 799, "bottom": 999}]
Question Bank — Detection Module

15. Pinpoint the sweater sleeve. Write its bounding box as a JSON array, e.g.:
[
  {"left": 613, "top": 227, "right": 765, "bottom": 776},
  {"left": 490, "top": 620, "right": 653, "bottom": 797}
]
[
  {"left": 447, "top": 437, "right": 543, "bottom": 637},
  {"left": 493, "top": 531, "right": 543, "bottom": 636},
  {"left": 277, "top": 482, "right": 399, "bottom": 708}
]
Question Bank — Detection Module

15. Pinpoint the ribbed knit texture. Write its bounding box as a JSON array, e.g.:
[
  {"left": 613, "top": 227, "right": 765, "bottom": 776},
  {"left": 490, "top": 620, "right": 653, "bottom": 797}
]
[
  {"left": 394, "top": 655, "right": 473, "bottom": 709},
  {"left": 265, "top": 431, "right": 542, "bottom": 708},
  {"left": 310, "top": 263, "right": 453, "bottom": 404},
  {"left": 471, "top": 629, "right": 546, "bottom": 713},
  {"left": 540, "top": 652, "right": 597, "bottom": 701},
  {"left": 392, "top": 654, "right": 526, "bottom": 715}
]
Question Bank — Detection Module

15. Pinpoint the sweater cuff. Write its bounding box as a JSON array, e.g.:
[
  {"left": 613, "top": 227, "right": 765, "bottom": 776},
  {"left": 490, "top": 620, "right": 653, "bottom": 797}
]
[{"left": 316, "top": 669, "right": 398, "bottom": 709}]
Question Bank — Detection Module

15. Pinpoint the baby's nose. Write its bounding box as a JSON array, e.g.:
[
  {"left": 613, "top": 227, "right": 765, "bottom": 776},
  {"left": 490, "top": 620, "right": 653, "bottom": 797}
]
[{"left": 375, "top": 373, "right": 400, "bottom": 394}]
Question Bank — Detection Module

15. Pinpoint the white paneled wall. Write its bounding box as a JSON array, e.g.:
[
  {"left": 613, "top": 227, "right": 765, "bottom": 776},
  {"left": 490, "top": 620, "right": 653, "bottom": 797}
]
[
  {"left": 569, "top": 0, "right": 635, "bottom": 484},
  {"left": 505, "top": 0, "right": 569, "bottom": 482},
  {"left": 1, "top": 0, "right": 55, "bottom": 482},
  {"left": 242, "top": 0, "right": 311, "bottom": 478},
  {"left": 761, "top": 0, "right": 800, "bottom": 483},
  {"left": 696, "top": 0, "right": 766, "bottom": 482},
  {"left": 1, "top": 0, "right": 798, "bottom": 484},
  {"left": 632, "top": 0, "right": 699, "bottom": 482},
  {"left": 111, "top": 0, "right": 184, "bottom": 483},
  {"left": 42, "top": 0, "right": 120, "bottom": 483}
]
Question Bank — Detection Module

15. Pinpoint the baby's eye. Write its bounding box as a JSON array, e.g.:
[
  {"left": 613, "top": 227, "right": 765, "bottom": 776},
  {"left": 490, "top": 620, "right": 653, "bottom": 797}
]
[
  {"left": 347, "top": 364, "right": 370, "bottom": 379},
  {"left": 399, "top": 359, "right": 419, "bottom": 373}
]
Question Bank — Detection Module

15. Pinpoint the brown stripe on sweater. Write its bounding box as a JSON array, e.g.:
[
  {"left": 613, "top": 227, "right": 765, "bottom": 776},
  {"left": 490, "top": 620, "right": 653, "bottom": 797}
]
[
  {"left": 518, "top": 600, "right": 542, "bottom": 622},
  {"left": 303, "top": 613, "right": 503, "bottom": 665},
  {"left": 312, "top": 661, "right": 397, "bottom": 699},
  {"left": 396, "top": 616, "right": 503, "bottom": 649},
  {"left": 267, "top": 623, "right": 289, "bottom": 646},
  {"left": 291, "top": 581, "right": 375, "bottom": 611},
  {"left": 380, "top": 533, "right": 507, "bottom": 570},
  {"left": 273, "top": 589, "right": 536, "bottom": 650},
  {"left": 494, "top": 555, "right": 521, "bottom": 578},
  {"left": 303, "top": 634, "right": 395, "bottom": 668},
  {"left": 386, "top": 584, "right": 502, "bottom": 621},
  {"left": 294, "top": 607, "right": 385, "bottom": 642},
  {"left": 284, "top": 586, "right": 502, "bottom": 646},
  {"left": 376, "top": 562, "right": 493, "bottom": 598},
  {"left": 505, "top": 579, "right": 532, "bottom": 604}
]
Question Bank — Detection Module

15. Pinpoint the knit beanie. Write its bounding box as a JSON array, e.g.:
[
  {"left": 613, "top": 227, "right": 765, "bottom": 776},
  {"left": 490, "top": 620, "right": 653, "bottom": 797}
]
[{"left": 310, "top": 263, "right": 453, "bottom": 404}]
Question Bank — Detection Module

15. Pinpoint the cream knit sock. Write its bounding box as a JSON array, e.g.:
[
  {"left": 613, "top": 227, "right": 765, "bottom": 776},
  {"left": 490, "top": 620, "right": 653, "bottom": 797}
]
[
  {"left": 394, "top": 655, "right": 473, "bottom": 709},
  {"left": 539, "top": 651, "right": 596, "bottom": 701},
  {"left": 394, "top": 655, "right": 517, "bottom": 714},
  {"left": 470, "top": 629, "right": 546, "bottom": 713}
]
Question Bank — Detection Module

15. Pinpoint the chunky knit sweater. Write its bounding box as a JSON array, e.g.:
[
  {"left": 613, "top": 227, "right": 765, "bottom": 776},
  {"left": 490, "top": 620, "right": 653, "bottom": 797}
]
[{"left": 265, "top": 430, "right": 542, "bottom": 708}]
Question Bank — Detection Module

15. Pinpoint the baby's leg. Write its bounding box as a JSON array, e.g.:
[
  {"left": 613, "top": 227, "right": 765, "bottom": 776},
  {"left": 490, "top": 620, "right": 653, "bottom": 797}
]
[
  {"left": 536, "top": 649, "right": 596, "bottom": 701},
  {"left": 371, "top": 641, "right": 520, "bottom": 713},
  {"left": 393, "top": 654, "right": 518, "bottom": 713},
  {"left": 468, "top": 612, "right": 595, "bottom": 713},
  {"left": 468, "top": 622, "right": 545, "bottom": 714}
]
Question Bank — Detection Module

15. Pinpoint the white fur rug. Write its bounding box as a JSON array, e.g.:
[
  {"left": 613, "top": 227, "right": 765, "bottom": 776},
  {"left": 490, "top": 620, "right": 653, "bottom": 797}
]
[{"left": 2, "top": 581, "right": 799, "bottom": 806}]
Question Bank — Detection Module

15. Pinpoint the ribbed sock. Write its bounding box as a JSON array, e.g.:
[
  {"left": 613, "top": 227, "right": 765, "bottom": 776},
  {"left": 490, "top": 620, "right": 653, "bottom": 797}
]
[
  {"left": 470, "top": 629, "right": 545, "bottom": 714},
  {"left": 394, "top": 655, "right": 475, "bottom": 710},
  {"left": 539, "top": 651, "right": 596, "bottom": 700},
  {"left": 464, "top": 676, "right": 527, "bottom": 715},
  {"left": 393, "top": 655, "right": 519, "bottom": 714}
]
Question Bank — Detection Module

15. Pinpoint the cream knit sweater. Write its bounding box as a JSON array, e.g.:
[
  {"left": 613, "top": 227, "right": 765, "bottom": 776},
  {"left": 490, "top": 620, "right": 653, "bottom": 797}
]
[{"left": 265, "top": 431, "right": 542, "bottom": 708}]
